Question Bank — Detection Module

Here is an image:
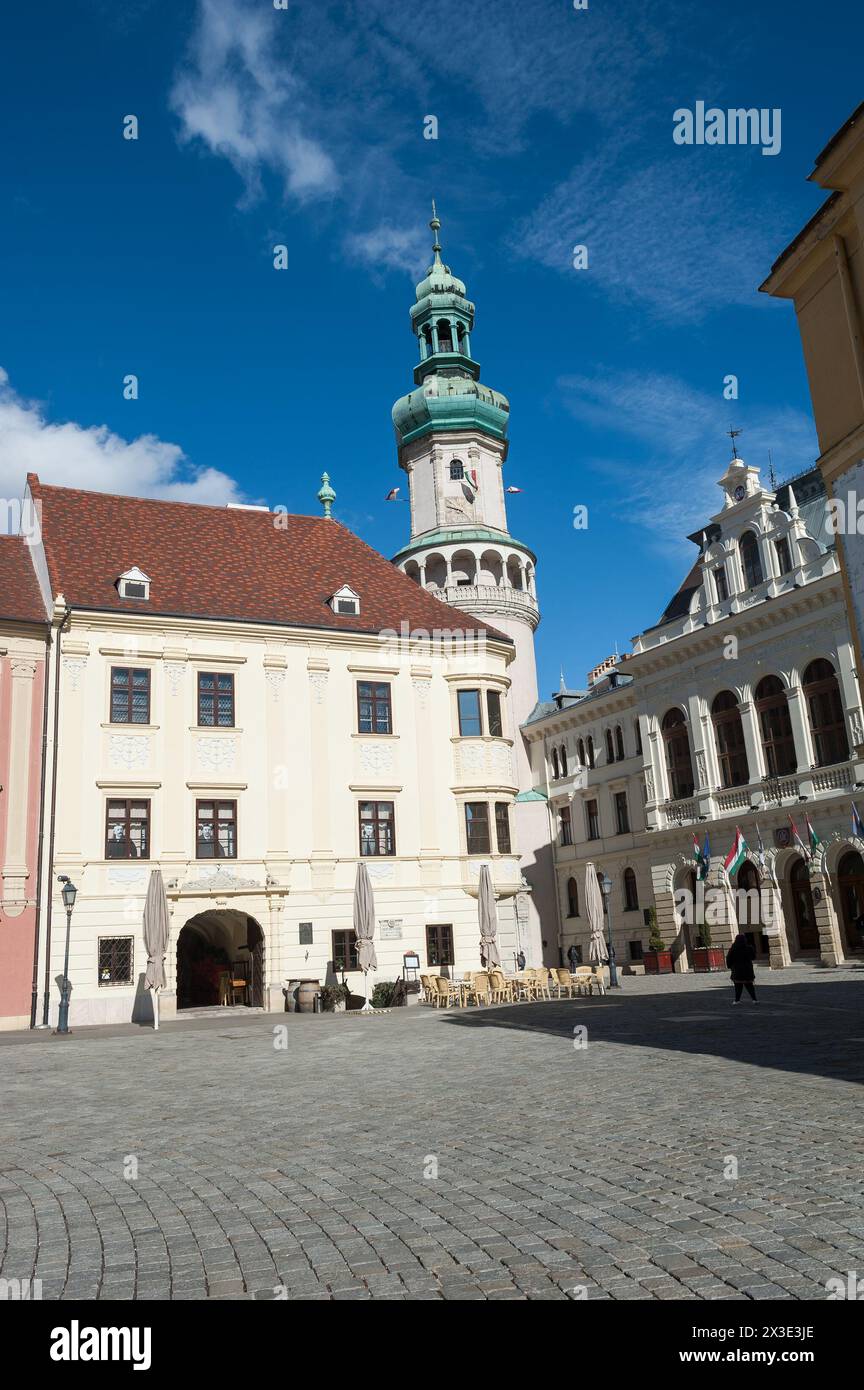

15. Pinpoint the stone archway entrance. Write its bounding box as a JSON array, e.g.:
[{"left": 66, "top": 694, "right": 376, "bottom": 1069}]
[
  {"left": 788, "top": 857, "right": 820, "bottom": 955},
  {"left": 736, "top": 860, "right": 769, "bottom": 958},
  {"left": 177, "top": 910, "right": 265, "bottom": 1009},
  {"left": 837, "top": 851, "right": 864, "bottom": 956}
]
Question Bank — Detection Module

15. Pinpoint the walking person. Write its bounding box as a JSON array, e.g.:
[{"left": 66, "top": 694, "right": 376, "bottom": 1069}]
[{"left": 726, "top": 932, "right": 757, "bottom": 1004}]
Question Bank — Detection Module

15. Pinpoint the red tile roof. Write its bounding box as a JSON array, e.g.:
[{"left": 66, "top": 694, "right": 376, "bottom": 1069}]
[
  {"left": 26, "top": 475, "right": 510, "bottom": 643},
  {"left": 0, "top": 535, "right": 48, "bottom": 624}
]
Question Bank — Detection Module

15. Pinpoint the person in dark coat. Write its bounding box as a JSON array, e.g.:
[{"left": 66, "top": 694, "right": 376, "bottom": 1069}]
[{"left": 726, "top": 933, "right": 757, "bottom": 1004}]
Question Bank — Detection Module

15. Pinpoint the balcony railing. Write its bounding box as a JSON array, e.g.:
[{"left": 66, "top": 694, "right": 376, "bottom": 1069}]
[{"left": 441, "top": 583, "right": 539, "bottom": 615}]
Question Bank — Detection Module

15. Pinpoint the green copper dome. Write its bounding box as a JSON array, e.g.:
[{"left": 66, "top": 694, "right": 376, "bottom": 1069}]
[
  {"left": 393, "top": 203, "right": 508, "bottom": 446},
  {"left": 392, "top": 374, "right": 510, "bottom": 445}
]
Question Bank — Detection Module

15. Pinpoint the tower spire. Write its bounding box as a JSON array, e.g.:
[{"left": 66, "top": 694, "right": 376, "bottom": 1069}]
[{"left": 430, "top": 199, "right": 444, "bottom": 269}]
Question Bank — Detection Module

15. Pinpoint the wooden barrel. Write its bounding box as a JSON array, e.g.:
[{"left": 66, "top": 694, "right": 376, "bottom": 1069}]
[{"left": 297, "top": 979, "right": 321, "bottom": 1014}]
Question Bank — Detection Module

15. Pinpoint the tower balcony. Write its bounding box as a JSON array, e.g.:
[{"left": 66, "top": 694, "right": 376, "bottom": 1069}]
[{"left": 440, "top": 582, "right": 538, "bottom": 621}]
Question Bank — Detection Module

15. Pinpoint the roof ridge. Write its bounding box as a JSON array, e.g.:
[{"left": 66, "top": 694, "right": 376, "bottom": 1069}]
[{"left": 26, "top": 473, "right": 324, "bottom": 523}]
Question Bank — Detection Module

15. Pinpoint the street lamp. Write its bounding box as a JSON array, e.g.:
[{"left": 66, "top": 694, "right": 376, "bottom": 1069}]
[
  {"left": 54, "top": 875, "right": 78, "bottom": 1036},
  {"left": 600, "top": 873, "right": 620, "bottom": 988}
]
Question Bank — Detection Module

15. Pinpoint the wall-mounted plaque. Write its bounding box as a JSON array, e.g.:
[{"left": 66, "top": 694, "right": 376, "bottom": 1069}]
[
  {"left": 380, "top": 919, "right": 403, "bottom": 940},
  {"left": 299, "top": 922, "right": 313, "bottom": 945}
]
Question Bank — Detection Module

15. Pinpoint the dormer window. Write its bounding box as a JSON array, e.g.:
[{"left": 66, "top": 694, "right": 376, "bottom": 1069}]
[
  {"left": 329, "top": 584, "right": 360, "bottom": 616},
  {"left": 116, "top": 566, "right": 151, "bottom": 601}
]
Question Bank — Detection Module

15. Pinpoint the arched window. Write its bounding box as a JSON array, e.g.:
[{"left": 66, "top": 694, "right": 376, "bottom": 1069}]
[
  {"left": 551, "top": 747, "right": 560, "bottom": 780},
  {"left": 586, "top": 736, "right": 595, "bottom": 769},
  {"left": 605, "top": 729, "right": 615, "bottom": 763},
  {"left": 634, "top": 719, "right": 643, "bottom": 755},
  {"left": 755, "top": 676, "right": 797, "bottom": 776},
  {"left": 436, "top": 318, "right": 453, "bottom": 352},
  {"left": 560, "top": 745, "right": 568, "bottom": 776},
  {"left": 449, "top": 459, "right": 464, "bottom": 481},
  {"left": 567, "top": 876, "right": 579, "bottom": 917},
  {"left": 711, "top": 691, "right": 750, "bottom": 788},
  {"left": 623, "top": 868, "right": 639, "bottom": 911},
  {"left": 803, "top": 659, "right": 849, "bottom": 766},
  {"left": 662, "top": 708, "right": 694, "bottom": 800},
  {"left": 739, "top": 530, "right": 764, "bottom": 589},
  {"left": 578, "top": 738, "right": 586, "bottom": 766}
]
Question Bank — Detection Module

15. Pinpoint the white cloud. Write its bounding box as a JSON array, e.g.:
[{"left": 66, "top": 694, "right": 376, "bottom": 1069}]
[
  {"left": 0, "top": 368, "right": 244, "bottom": 515},
  {"left": 170, "top": 0, "right": 338, "bottom": 203},
  {"left": 513, "top": 144, "right": 791, "bottom": 324},
  {"left": 347, "top": 222, "right": 430, "bottom": 278},
  {"left": 559, "top": 367, "right": 819, "bottom": 549}
]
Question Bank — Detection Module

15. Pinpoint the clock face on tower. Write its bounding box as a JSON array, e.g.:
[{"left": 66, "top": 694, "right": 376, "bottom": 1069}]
[{"left": 733, "top": 484, "right": 746, "bottom": 501}]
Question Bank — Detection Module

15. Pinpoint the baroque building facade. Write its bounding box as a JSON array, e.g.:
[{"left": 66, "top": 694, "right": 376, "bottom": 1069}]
[
  {"left": 391, "top": 209, "right": 554, "bottom": 964},
  {"left": 523, "top": 450, "right": 864, "bottom": 973},
  {"left": 7, "top": 472, "right": 524, "bottom": 1029},
  {"left": 762, "top": 101, "right": 864, "bottom": 684}
]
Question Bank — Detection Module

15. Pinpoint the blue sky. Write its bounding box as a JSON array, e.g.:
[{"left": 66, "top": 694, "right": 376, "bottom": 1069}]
[{"left": 0, "top": 0, "right": 861, "bottom": 695}]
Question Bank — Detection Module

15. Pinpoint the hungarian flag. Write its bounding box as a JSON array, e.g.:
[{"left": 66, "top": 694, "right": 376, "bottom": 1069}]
[
  {"left": 788, "top": 813, "right": 810, "bottom": 860},
  {"left": 804, "top": 812, "right": 821, "bottom": 855},
  {"left": 853, "top": 801, "right": 864, "bottom": 838},
  {"left": 463, "top": 469, "right": 479, "bottom": 495},
  {"left": 724, "top": 827, "right": 747, "bottom": 878}
]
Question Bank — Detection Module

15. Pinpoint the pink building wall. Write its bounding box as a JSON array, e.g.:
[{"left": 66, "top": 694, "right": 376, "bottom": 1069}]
[{"left": 0, "top": 653, "right": 45, "bottom": 1025}]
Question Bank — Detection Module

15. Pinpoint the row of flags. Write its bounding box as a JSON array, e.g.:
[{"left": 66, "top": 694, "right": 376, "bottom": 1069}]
[{"left": 693, "top": 802, "right": 864, "bottom": 879}]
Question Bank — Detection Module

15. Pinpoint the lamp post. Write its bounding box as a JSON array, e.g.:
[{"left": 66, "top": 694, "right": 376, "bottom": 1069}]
[
  {"left": 600, "top": 873, "right": 619, "bottom": 988},
  {"left": 54, "top": 875, "right": 77, "bottom": 1035}
]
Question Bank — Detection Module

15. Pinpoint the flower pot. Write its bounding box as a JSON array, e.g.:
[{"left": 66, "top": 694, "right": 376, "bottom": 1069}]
[
  {"left": 692, "top": 947, "right": 725, "bottom": 972},
  {"left": 643, "top": 949, "right": 674, "bottom": 975}
]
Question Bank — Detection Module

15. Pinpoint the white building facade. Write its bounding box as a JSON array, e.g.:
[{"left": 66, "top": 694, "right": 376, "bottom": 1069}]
[
  {"left": 524, "top": 453, "right": 864, "bottom": 973},
  {"left": 23, "top": 472, "right": 524, "bottom": 1027}
]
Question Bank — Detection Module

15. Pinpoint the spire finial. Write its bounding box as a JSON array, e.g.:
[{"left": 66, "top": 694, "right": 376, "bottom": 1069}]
[
  {"left": 727, "top": 427, "right": 743, "bottom": 460},
  {"left": 317, "top": 471, "right": 336, "bottom": 519},
  {"left": 430, "top": 199, "right": 443, "bottom": 267}
]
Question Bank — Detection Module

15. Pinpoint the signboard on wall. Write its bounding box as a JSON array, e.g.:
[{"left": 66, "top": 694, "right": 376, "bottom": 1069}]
[{"left": 379, "top": 919, "right": 403, "bottom": 940}]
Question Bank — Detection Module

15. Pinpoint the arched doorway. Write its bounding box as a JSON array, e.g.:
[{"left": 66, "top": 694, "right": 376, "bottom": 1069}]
[
  {"left": 837, "top": 851, "right": 864, "bottom": 955},
  {"left": 673, "top": 868, "right": 696, "bottom": 967},
  {"left": 789, "top": 857, "right": 820, "bottom": 955},
  {"left": 177, "top": 910, "right": 265, "bottom": 1009},
  {"left": 736, "top": 860, "right": 768, "bottom": 958}
]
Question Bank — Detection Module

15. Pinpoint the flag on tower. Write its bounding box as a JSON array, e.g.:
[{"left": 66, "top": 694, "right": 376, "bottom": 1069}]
[
  {"left": 505, "top": 486, "right": 523, "bottom": 494},
  {"left": 852, "top": 801, "right": 864, "bottom": 839},
  {"left": 723, "top": 827, "right": 747, "bottom": 878},
  {"left": 384, "top": 487, "right": 400, "bottom": 501}
]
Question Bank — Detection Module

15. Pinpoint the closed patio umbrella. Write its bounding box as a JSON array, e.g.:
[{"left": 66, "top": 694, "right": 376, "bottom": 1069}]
[
  {"left": 478, "top": 864, "right": 501, "bottom": 969},
  {"left": 143, "top": 868, "right": 170, "bottom": 1031},
  {"left": 353, "top": 861, "right": 377, "bottom": 1013},
  {"left": 585, "top": 861, "right": 609, "bottom": 968}
]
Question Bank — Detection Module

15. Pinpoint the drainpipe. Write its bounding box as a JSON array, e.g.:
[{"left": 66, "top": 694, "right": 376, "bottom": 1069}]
[
  {"left": 36, "top": 601, "right": 67, "bottom": 1027},
  {"left": 29, "top": 623, "right": 52, "bottom": 1027}
]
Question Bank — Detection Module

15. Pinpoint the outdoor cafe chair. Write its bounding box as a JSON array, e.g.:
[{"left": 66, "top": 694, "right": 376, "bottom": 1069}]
[
  {"left": 433, "top": 975, "right": 460, "bottom": 1008},
  {"left": 488, "top": 969, "right": 514, "bottom": 1004},
  {"left": 467, "top": 972, "right": 491, "bottom": 1006},
  {"left": 554, "top": 968, "right": 576, "bottom": 998}
]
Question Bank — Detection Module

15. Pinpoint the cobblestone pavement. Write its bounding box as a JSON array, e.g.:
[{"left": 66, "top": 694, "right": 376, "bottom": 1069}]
[{"left": 2, "top": 965, "right": 864, "bottom": 1301}]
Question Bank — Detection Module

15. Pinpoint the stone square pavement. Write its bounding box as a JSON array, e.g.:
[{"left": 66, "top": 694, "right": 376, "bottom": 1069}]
[{"left": 2, "top": 964, "right": 864, "bottom": 1301}]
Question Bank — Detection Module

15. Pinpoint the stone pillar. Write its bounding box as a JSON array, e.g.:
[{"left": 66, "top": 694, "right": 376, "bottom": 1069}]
[
  {"left": 418, "top": 332, "right": 427, "bottom": 361},
  {"left": 2, "top": 658, "right": 38, "bottom": 914},
  {"left": 419, "top": 562, "right": 427, "bottom": 588},
  {"left": 835, "top": 639, "right": 863, "bottom": 753},
  {"left": 739, "top": 698, "right": 764, "bottom": 783},
  {"left": 762, "top": 867, "right": 791, "bottom": 969},
  {"left": 814, "top": 869, "right": 844, "bottom": 965},
  {"left": 462, "top": 329, "right": 472, "bottom": 358},
  {"left": 786, "top": 683, "right": 814, "bottom": 791},
  {"left": 430, "top": 322, "right": 440, "bottom": 354}
]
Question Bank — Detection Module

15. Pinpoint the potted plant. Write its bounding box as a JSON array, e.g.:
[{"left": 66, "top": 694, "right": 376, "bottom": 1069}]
[
  {"left": 319, "top": 982, "right": 350, "bottom": 1013},
  {"left": 643, "top": 908, "right": 674, "bottom": 974},
  {"left": 692, "top": 921, "right": 726, "bottom": 972}
]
